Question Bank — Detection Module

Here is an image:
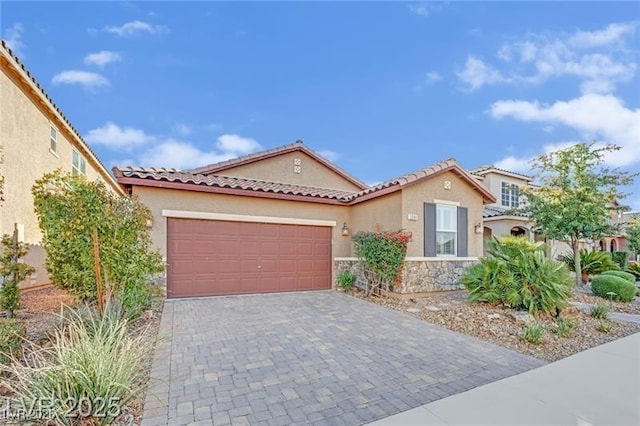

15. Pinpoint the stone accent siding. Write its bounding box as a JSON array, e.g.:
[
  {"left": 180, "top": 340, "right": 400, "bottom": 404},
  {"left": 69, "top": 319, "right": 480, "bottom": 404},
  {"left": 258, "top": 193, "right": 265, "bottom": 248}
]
[{"left": 334, "top": 258, "right": 478, "bottom": 294}]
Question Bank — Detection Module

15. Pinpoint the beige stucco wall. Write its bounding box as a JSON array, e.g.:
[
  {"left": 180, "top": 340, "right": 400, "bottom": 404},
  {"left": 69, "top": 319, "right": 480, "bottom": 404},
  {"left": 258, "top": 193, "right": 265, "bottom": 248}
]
[
  {"left": 1, "top": 53, "right": 120, "bottom": 286},
  {"left": 484, "top": 219, "right": 531, "bottom": 240},
  {"left": 480, "top": 172, "right": 529, "bottom": 208},
  {"left": 133, "top": 186, "right": 353, "bottom": 260},
  {"left": 350, "top": 191, "right": 402, "bottom": 234},
  {"left": 401, "top": 171, "right": 485, "bottom": 257},
  {"left": 214, "top": 151, "right": 362, "bottom": 192}
]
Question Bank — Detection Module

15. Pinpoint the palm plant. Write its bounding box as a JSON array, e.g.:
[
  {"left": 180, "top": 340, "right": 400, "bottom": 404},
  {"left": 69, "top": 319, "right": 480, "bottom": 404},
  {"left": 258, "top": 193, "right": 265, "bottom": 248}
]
[{"left": 558, "top": 249, "right": 618, "bottom": 284}]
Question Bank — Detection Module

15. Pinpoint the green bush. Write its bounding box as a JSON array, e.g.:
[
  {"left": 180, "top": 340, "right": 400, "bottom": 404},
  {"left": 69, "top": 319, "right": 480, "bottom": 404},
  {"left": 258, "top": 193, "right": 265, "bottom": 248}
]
[
  {"left": 522, "top": 322, "right": 544, "bottom": 344},
  {"left": 600, "top": 270, "right": 636, "bottom": 283},
  {"left": 336, "top": 270, "right": 355, "bottom": 291},
  {"left": 0, "top": 318, "right": 25, "bottom": 364},
  {"left": 462, "top": 236, "right": 573, "bottom": 315},
  {"left": 2, "top": 302, "right": 154, "bottom": 425},
  {"left": 611, "top": 251, "right": 630, "bottom": 270},
  {"left": 590, "top": 302, "right": 610, "bottom": 319},
  {"left": 352, "top": 230, "right": 411, "bottom": 293},
  {"left": 32, "top": 171, "right": 163, "bottom": 317},
  {"left": 0, "top": 234, "right": 35, "bottom": 317},
  {"left": 553, "top": 318, "right": 575, "bottom": 338},
  {"left": 627, "top": 262, "right": 640, "bottom": 279},
  {"left": 558, "top": 249, "right": 618, "bottom": 283},
  {"left": 591, "top": 275, "right": 637, "bottom": 302}
]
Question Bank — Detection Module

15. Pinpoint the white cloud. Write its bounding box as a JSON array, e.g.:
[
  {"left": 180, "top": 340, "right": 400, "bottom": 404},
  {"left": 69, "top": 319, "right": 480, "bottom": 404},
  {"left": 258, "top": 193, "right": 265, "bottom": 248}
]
[
  {"left": 458, "top": 22, "right": 637, "bottom": 93},
  {"left": 491, "top": 94, "right": 640, "bottom": 166},
  {"left": 51, "top": 70, "right": 109, "bottom": 89},
  {"left": 3, "top": 23, "right": 25, "bottom": 57},
  {"left": 84, "top": 122, "right": 154, "bottom": 150},
  {"left": 104, "top": 20, "right": 168, "bottom": 37},
  {"left": 317, "top": 150, "right": 339, "bottom": 162},
  {"left": 215, "top": 134, "right": 262, "bottom": 155},
  {"left": 408, "top": 4, "right": 429, "bottom": 17},
  {"left": 495, "top": 142, "right": 578, "bottom": 173},
  {"left": 141, "top": 139, "right": 237, "bottom": 169},
  {"left": 457, "top": 56, "right": 509, "bottom": 91},
  {"left": 413, "top": 71, "right": 443, "bottom": 92},
  {"left": 569, "top": 22, "right": 636, "bottom": 48},
  {"left": 84, "top": 50, "right": 122, "bottom": 68},
  {"left": 172, "top": 123, "right": 191, "bottom": 136}
]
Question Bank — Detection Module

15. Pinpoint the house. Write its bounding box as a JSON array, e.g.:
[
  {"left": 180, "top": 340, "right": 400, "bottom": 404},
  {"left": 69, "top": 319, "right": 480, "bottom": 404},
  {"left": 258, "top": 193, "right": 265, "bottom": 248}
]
[
  {"left": 113, "top": 142, "right": 496, "bottom": 298},
  {"left": 0, "top": 41, "right": 123, "bottom": 289}
]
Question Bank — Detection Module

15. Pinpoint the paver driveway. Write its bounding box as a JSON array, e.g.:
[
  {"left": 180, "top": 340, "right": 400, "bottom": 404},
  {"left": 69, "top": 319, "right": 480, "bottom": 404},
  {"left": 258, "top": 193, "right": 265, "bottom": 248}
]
[{"left": 141, "top": 291, "right": 544, "bottom": 426}]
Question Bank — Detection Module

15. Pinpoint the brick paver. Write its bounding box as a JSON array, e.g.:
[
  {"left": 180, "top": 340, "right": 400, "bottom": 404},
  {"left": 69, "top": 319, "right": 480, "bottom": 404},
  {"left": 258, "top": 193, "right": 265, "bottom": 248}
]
[{"left": 141, "top": 291, "right": 544, "bottom": 425}]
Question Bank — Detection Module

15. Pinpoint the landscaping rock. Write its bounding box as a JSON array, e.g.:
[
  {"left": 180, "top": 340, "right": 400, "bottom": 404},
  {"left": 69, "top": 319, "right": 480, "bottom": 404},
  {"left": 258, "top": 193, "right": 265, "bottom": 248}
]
[
  {"left": 509, "top": 311, "right": 535, "bottom": 324},
  {"left": 559, "top": 306, "right": 581, "bottom": 320},
  {"left": 486, "top": 313, "right": 501, "bottom": 320},
  {"left": 406, "top": 308, "right": 420, "bottom": 313},
  {"left": 425, "top": 305, "right": 440, "bottom": 312}
]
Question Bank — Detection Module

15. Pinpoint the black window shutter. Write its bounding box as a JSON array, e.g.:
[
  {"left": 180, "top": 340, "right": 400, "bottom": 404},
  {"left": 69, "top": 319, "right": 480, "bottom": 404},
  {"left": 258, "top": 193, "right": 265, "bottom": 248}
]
[
  {"left": 457, "top": 207, "right": 468, "bottom": 257},
  {"left": 424, "top": 203, "right": 436, "bottom": 257}
]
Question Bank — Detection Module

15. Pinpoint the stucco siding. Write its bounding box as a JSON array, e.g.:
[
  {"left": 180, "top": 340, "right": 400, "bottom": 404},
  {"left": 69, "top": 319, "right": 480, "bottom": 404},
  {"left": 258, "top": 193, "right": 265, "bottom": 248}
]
[
  {"left": 132, "top": 186, "right": 353, "bottom": 260},
  {"left": 214, "top": 151, "right": 362, "bottom": 192},
  {"left": 1, "top": 54, "right": 119, "bottom": 287},
  {"left": 401, "top": 171, "right": 485, "bottom": 257},
  {"left": 350, "top": 191, "right": 402, "bottom": 234},
  {"left": 481, "top": 172, "right": 529, "bottom": 208}
]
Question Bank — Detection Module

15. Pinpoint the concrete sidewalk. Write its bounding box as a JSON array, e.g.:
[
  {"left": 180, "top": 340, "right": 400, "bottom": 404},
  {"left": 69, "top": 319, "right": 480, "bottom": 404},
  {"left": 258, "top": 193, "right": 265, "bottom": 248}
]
[{"left": 369, "top": 333, "right": 640, "bottom": 426}]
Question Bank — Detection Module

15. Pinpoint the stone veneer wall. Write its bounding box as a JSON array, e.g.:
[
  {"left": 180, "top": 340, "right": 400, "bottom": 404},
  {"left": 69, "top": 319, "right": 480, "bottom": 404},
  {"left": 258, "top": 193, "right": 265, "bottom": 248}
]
[{"left": 334, "top": 258, "right": 478, "bottom": 294}]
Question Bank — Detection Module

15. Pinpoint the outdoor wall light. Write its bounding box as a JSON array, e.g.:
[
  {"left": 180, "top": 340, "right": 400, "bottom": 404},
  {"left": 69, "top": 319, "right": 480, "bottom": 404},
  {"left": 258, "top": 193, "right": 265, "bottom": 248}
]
[
  {"left": 474, "top": 221, "right": 483, "bottom": 234},
  {"left": 341, "top": 222, "right": 350, "bottom": 236}
]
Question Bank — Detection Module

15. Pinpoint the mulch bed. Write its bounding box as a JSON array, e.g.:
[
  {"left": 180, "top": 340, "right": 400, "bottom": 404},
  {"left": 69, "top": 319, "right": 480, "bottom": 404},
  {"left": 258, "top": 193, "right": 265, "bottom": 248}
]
[{"left": 347, "top": 289, "right": 640, "bottom": 362}]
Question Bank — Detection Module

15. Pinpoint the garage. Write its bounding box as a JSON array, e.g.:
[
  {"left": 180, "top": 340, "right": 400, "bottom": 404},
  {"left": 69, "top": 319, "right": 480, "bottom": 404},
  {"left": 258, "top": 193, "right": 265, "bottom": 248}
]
[{"left": 166, "top": 217, "right": 332, "bottom": 298}]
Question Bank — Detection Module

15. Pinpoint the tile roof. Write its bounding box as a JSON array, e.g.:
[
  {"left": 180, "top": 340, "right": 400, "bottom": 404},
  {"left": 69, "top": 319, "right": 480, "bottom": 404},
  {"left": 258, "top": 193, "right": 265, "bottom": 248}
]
[
  {"left": 470, "top": 165, "right": 533, "bottom": 181},
  {"left": 189, "top": 140, "right": 369, "bottom": 190},
  {"left": 114, "top": 167, "right": 357, "bottom": 201},
  {"left": 115, "top": 157, "right": 497, "bottom": 204},
  {"left": 483, "top": 205, "right": 529, "bottom": 219},
  {"left": 0, "top": 41, "right": 122, "bottom": 193}
]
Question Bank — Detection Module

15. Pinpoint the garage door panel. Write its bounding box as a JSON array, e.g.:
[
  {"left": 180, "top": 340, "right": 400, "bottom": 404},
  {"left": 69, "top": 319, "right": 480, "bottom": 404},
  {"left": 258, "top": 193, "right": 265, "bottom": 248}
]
[{"left": 167, "top": 218, "right": 331, "bottom": 298}]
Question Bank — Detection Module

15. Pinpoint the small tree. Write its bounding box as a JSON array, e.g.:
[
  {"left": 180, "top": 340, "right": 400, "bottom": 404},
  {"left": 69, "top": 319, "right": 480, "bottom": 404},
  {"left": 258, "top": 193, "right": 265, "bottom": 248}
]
[
  {"left": 32, "top": 171, "right": 163, "bottom": 316},
  {"left": 625, "top": 219, "right": 640, "bottom": 259},
  {"left": 0, "top": 231, "right": 35, "bottom": 318},
  {"left": 523, "top": 143, "right": 634, "bottom": 287}
]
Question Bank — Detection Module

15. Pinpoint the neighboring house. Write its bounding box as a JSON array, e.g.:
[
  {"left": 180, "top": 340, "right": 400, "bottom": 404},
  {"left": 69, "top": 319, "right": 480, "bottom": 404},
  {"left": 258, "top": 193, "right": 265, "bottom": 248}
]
[
  {"left": 0, "top": 41, "right": 123, "bottom": 289},
  {"left": 113, "top": 142, "right": 496, "bottom": 298}
]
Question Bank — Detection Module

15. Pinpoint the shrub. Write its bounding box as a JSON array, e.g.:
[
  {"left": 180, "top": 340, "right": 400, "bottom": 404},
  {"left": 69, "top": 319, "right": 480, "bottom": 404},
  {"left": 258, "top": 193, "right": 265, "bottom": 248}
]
[
  {"left": 591, "top": 275, "right": 636, "bottom": 302},
  {"left": 462, "top": 236, "right": 573, "bottom": 315},
  {"left": 336, "top": 270, "right": 355, "bottom": 291},
  {"left": 522, "top": 322, "right": 544, "bottom": 344},
  {"left": 0, "top": 318, "right": 25, "bottom": 364},
  {"left": 611, "top": 251, "right": 630, "bottom": 270},
  {"left": 596, "top": 320, "right": 611, "bottom": 333},
  {"left": 32, "top": 171, "right": 163, "bottom": 317},
  {"left": 590, "top": 302, "right": 610, "bottom": 319},
  {"left": 352, "top": 230, "right": 411, "bottom": 294},
  {"left": 0, "top": 234, "right": 35, "bottom": 317},
  {"left": 627, "top": 262, "right": 640, "bottom": 279},
  {"left": 553, "top": 318, "right": 575, "bottom": 338},
  {"left": 600, "top": 270, "right": 636, "bottom": 283},
  {"left": 2, "top": 302, "right": 154, "bottom": 425},
  {"left": 558, "top": 249, "right": 618, "bottom": 283}
]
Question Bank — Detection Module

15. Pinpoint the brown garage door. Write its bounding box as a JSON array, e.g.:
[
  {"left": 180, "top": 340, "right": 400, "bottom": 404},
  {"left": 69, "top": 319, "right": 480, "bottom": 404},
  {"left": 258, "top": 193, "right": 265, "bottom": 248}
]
[{"left": 166, "top": 218, "right": 332, "bottom": 298}]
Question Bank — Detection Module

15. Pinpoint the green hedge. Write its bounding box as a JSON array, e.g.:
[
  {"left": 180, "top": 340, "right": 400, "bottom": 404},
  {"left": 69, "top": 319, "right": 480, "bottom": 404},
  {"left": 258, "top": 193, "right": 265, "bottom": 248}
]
[
  {"left": 0, "top": 318, "right": 25, "bottom": 364},
  {"left": 591, "top": 275, "right": 637, "bottom": 302},
  {"left": 600, "top": 270, "right": 636, "bottom": 283}
]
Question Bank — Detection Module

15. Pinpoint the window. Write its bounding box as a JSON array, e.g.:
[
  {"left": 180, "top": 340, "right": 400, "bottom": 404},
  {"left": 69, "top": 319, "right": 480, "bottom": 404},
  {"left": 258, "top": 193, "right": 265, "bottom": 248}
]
[
  {"left": 436, "top": 204, "right": 457, "bottom": 255},
  {"left": 50, "top": 126, "right": 57, "bottom": 153},
  {"left": 72, "top": 150, "right": 86, "bottom": 176},
  {"left": 501, "top": 181, "right": 520, "bottom": 208}
]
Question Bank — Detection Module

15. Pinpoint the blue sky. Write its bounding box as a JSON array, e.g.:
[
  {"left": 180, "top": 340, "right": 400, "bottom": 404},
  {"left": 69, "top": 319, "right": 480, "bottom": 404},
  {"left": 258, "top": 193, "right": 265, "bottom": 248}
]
[{"left": 2, "top": 1, "right": 640, "bottom": 204}]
